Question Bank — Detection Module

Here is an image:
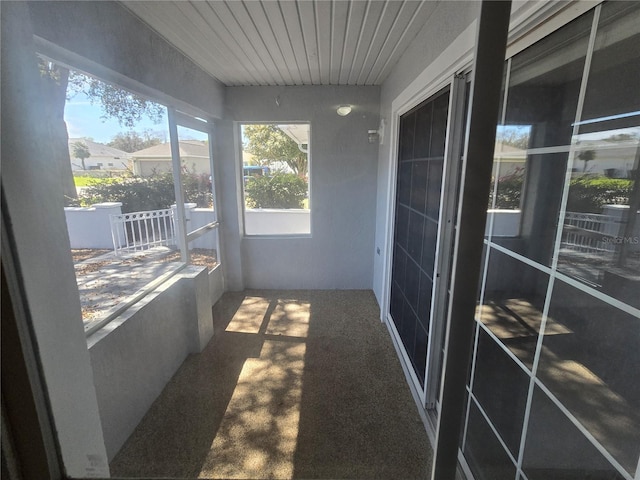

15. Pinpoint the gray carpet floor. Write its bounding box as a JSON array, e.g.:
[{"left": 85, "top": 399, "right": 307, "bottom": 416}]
[{"left": 110, "top": 290, "right": 432, "bottom": 479}]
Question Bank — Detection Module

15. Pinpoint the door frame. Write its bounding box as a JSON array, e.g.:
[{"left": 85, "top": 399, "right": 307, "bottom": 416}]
[
  {"left": 381, "top": 21, "right": 477, "bottom": 436},
  {"left": 424, "top": 72, "right": 470, "bottom": 412},
  {"left": 383, "top": 73, "right": 470, "bottom": 409}
]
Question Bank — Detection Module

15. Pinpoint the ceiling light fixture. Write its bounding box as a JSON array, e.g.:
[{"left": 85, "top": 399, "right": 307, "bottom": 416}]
[{"left": 336, "top": 105, "right": 352, "bottom": 116}]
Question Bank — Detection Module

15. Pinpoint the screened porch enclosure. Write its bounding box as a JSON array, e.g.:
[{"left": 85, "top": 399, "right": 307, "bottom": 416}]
[{"left": 2, "top": 2, "right": 639, "bottom": 480}]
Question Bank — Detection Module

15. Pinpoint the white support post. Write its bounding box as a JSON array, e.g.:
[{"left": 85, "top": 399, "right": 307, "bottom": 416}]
[{"left": 168, "top": 108, "right": 190, "bottom": 264}]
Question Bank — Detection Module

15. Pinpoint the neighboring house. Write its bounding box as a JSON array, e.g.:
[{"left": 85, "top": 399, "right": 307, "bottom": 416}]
[
  {"left": 68, "top": 138, "right": 129, "bottom": 171},
  {"left": 573, "top": 135, "right": 640, "bottom": 177},
  {"left": 279, "top": 123, "right": 309, "bottom": 152},
  {"left": 130, "top": 140, "right": 209, "bottom": 176},
  {"left": 494, "top": 142, "right": 527, "bottom": 176}
]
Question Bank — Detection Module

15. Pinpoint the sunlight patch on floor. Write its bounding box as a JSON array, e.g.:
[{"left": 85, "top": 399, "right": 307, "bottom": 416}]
[
  {"left": 477, "top": 299, "right": 572, "bottom": 339},
  {"left": 198, "top": 340, "right": 306, "bottom": 479},
  {"left": 226, "top": 296, "right": 270, "bottom": 334},
  {"left": 266, "top": 300, "right": 311, "bottom": 338}
]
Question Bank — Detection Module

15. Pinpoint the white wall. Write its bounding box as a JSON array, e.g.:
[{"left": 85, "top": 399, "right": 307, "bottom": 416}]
[
  {"left": 245, "top": 209, "right": 311, "bottom": 236},
  {"left": 221, "top": 85, "right": 380, "bottom": 289},
  {"left": 372, "top": 2, "right": 480, "bottom": 307},
  {"left": 487, "top": 210, "right": 522, "bottom": 237},
  {"left": 65, "top": 202, "right": 124, "bottom": 249}
]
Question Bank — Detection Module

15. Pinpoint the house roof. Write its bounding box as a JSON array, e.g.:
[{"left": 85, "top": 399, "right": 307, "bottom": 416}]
[
  {"left": 279, "top": 124, "right": 309, "bottom": 146},
  {"left": 68, "top": 138, "right": 129, "bottom": 158},
  {"left": 120, "top": 1, "right": 440, "bottom": 87},
  {"left": 131, "top": 140, "right": 209, "bottom": 158}
]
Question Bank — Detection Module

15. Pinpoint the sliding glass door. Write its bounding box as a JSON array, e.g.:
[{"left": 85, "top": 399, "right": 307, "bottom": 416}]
[{"left": 389, "top": 86, "right": 451, "bottom": 395}]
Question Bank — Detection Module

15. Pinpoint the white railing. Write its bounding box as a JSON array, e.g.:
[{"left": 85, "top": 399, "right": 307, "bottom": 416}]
[
  {"left": 110, "top": 208, "right": 176, "bottom": 255},
  {"left": 562, "top": 211, "right": 620, "bottom": 254}
]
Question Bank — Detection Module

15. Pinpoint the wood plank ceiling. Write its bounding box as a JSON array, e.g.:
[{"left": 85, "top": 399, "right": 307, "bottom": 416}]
[{"left": 120, "top": 1, "right": 438, "bottom": 86}]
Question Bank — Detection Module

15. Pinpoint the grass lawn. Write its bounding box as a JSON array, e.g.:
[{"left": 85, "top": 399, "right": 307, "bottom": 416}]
[{"left": 73, "top": 176, "right": 116, "bottom": 187}]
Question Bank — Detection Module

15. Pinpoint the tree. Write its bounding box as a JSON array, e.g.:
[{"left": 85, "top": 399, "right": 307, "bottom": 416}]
[
  {"left": 39, "top": 60, "right": 77, "bottom": 202},
  {"left": 107, "top": 130, "right": 164, "bottom": 153},
  {"left": 243, "top": 125, "right": 308, "bottom": 177},
  {"left": 72, "top": 141, "right": 91, "bottom": 170},
  {"left": 577, "top": 149, "right": 596, "bottom": 172},
  {"left": 497, "top": 127, "right": 530, "bottom": 150},
  {"left": 67, "top": 72, "right": 164, "bottom": 127},
  {"left": 38, "top": 59, "right": 165, "bottom": 205}
]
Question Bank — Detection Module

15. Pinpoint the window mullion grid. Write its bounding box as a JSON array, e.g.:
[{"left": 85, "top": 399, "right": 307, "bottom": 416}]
[
  {"left": 513, "top": 6, "right": 601, "bottom": 479},
  {"left": 469, "top": 390, "right": 520, "bottom": 467},
  {"left": 533, "top": 378, "right": 634, "bottom": 479},
  {"left": 460, "top": 322, "right": 479, "bottom": 454},
  {"left": 462, "top": 55, "right": 511, "bottom": 457}
]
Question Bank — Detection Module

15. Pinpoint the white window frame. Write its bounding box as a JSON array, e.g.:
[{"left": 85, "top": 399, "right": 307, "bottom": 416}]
[{"left": 237, "top": 121, "right": 312, "bottom": 238}]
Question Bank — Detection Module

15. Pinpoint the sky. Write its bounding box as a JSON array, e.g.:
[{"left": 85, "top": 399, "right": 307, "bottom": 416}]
[{"left": 64, "top": 91, "right": 207, "bottom": 143}]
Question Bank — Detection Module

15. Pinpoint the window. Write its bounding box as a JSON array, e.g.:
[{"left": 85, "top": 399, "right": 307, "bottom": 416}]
[
  {"left": 240, "top": 123, "right": 311, "bottom": 236},
  {"left": 175, "top": 121, "right": 220, "bottom": 272},
  {"left": 49, "top": 60, "right": 220, "bottom": 335},
  {"left": 463, "top": 4, "right": 640, "bottom": 479}
]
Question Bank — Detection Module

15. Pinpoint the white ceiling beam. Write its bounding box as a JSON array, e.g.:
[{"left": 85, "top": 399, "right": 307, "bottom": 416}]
[
  {"left": 226, "top": 1, "right": 289, "bottom": 85},
  {"left": 242, "top": 0, "right": 296, "bottom": 85},
  {"left": 208, "top": 1, "right": 279, "bottom": 85},
  {"left": 347, "top": 0, "right": 385, "bottom": 84},
  {"left": 367, "top": 0, "right": 421, "bottom": 84},
  {"left": 330, "top": 0, "right": 350, "bottom": 84},
  {"left": 280, "top": 0, "right": 314, "bottom": 84},
  {"left": 372, "top": 1, "right": 439, "bottom": 85},
  {"left": 338, "top": 1, "right": 367, "bottom": 84},
  {"left": 314, "top": 0, "right": 333, "bottom": 85},
  {"left": 356, "top": 0, "right": 402, "bottom": 85},
  {"left": 122, "top": 0, "right": 436, "bottom": 87}
]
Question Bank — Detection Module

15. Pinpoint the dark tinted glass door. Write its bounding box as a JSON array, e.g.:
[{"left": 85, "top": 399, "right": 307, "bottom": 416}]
[{"left": 390, "top": 86, "right": 450, "bottom": 386}]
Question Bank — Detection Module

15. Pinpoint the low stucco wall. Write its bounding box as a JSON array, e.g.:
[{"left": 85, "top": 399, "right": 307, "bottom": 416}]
[
  {"left": 486, "top": 209, "right": 521, "bottom": 237},
  {"left": 245, "top": 208, "right": 311, "bottom": 236},
  {"left": 88, "top": 266, "right": 213, "bottom": 460},
  {"left": 602, "top": 205, "right": 640, "bottom": 252},
  {"left": 65, "top": 202, "right": 124, "bottom": 249}
]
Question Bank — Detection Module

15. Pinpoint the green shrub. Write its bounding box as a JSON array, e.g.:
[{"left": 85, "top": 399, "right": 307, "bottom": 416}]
[
  {"left": 76, "top": 171, "right": 213, "bottom": 213},
  {"left": 489, "top": 168, "right": 524, "bottom": 209},
  {"left": 182, "top": 171, "right": 214, "bottom": 209},
  {"left": 567, "top": 176, "right": 633, "bottom": 213},
  {"left": 487, "top": 172, "right": 633, "bottom": 213},
  {"left": 245, "top": 173, "right": 307, "bottom": 209},
  {"left": 494, "top": 175, "right": 524, "bottom": 209}
]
